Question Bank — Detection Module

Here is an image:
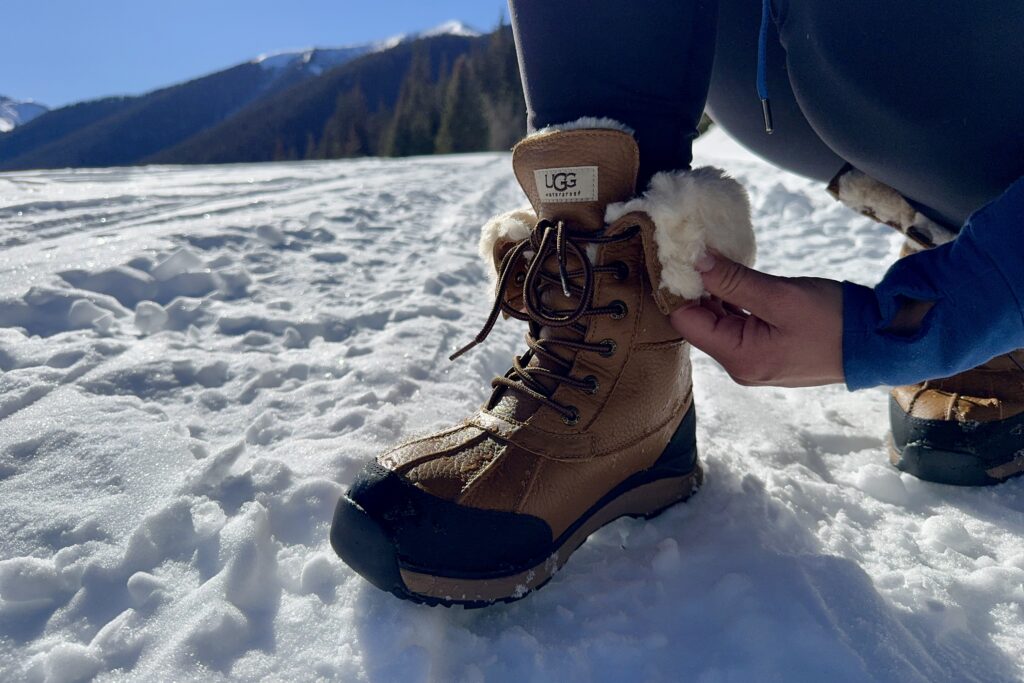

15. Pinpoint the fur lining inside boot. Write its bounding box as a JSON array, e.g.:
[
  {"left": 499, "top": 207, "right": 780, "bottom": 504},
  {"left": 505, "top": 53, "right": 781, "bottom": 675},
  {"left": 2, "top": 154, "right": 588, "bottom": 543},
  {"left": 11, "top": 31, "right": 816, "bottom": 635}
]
[
  {"left": 607, "top": 167, "right": 755, "bottom": 302},
  {"left": 481, "top": 117, "right": 756, "bottom": 307}
]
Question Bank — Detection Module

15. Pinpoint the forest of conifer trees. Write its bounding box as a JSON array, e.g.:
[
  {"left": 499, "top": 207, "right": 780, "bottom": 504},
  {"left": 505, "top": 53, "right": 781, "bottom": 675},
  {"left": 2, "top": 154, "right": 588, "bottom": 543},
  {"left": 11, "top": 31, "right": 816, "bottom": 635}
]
[
  {"left": 0, "top": 23, "right": 711, "bottom": 170},
  {"left": 297, "top": 25, "right": 525, "bottom": 162}
]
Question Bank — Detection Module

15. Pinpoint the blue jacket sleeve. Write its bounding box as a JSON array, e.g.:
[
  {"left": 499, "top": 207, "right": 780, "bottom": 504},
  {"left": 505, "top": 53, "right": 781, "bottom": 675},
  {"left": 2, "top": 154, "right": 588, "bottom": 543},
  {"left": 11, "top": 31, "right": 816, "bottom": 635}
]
[{"left": 842, "top": 176, "right": 1024, "bottom": 390}]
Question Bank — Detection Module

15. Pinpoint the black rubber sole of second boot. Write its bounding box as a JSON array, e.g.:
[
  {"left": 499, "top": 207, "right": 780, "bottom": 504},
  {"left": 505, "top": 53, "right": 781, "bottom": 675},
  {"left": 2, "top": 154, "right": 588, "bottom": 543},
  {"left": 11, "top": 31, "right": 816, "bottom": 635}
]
[
  {"left": 330, "top": 404, "right": 702, "bottom": 607},
  {"left": 889, "top": 396, "right": 1024, "bottom": 486}
]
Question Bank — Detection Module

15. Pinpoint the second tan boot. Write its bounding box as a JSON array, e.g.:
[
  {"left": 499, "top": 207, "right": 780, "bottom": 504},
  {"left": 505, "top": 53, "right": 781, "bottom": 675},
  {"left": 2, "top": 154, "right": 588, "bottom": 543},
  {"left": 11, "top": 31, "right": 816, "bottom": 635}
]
[{"left": 830, "top": 167, "right": 1024, "bottom": 486}]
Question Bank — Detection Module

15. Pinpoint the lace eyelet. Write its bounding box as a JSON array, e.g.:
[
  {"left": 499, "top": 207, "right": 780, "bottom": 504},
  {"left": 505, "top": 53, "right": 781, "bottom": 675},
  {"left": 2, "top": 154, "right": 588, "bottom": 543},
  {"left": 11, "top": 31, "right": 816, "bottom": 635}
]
[
  {"left": 562, "top": 407, "right": 580, "bottom": 426},
  {"left": 613, "top": 261, "right": 629, "bottom": 280},
  {"left": 582, "top": 375, "right": 599, "bottom": 394},
  {"left": 514, "top": 272, "right": 526, "bottom": 285},
  {"left": 599, "top": 339, "right": 617, "bottom": 357},
  {"left": 610, "top": 300, "right": 628, "bottom": 320}
]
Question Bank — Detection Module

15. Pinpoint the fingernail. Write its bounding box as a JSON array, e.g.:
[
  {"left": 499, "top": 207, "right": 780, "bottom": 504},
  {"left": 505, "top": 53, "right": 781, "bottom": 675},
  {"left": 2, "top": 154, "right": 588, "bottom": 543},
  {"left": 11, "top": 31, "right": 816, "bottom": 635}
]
[{"left": 695, "top": 253, "right": 716, "bottom": 273}]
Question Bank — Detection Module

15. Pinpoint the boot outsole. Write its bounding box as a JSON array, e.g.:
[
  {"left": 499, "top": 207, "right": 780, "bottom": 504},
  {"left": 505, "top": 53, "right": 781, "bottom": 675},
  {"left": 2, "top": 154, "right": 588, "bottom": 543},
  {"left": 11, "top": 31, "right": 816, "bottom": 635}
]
[
  {"left": 889, "top": 443, "right": 1023, "bottom": 487},
  {"left": 331, "top": 404, "right": 702, "bottom": 607},
  {"left": 331, "top": 462, "right": 702, "bottom": 608}
]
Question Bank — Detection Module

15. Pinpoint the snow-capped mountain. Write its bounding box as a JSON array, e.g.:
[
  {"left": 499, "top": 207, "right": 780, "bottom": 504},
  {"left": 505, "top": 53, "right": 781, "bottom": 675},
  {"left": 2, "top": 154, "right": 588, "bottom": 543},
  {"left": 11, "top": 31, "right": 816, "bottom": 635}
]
[
  {"left": 0, "top": 95, "right": 48, "bottom": 132},
  {"left": 0, "top": 21, "right": 487, "bottom": 170},
  {"left": 254, "top": 20, "right": 480, "bottom": 75}
]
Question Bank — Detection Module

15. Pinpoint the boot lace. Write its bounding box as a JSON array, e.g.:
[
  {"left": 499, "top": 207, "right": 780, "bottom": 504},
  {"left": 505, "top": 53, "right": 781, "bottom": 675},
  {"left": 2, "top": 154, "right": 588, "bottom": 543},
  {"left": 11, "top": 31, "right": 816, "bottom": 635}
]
[{"left": 450, "top": 219, "right": 639, "bottom": 423}]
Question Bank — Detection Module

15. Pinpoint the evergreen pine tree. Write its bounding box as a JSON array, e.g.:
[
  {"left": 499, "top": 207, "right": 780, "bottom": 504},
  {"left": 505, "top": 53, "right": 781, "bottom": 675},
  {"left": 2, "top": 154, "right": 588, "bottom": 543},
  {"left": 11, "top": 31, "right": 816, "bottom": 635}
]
[
  {"left": 272, "top": 137, "right": 287, "bottom": 162},
  {"left": 381, "top": 48, "right": 442, "bottom": 157},
  {"left": 435, "top": 55, "right": 489, "bottom": 153},
  {"left": 319, "top": 85, "right": 373, "bottom": 158},
  {"left": 476, "top": 24, "right": 527, "bottom": 150}
]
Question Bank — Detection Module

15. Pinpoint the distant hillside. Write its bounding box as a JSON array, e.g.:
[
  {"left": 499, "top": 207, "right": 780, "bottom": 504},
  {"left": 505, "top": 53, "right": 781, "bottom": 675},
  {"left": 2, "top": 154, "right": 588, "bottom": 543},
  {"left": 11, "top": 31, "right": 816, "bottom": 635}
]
[
  {"left": 0, "top": 21, "right": 519, "bottom": 171},
  {"left": 0, "top": 64, "right": 310, "bottom": 170},
  {"left": 150, "top": 28, "right": 523, "bottom": 164},
  {"left": 251, "top": 19, "right": 479, "bottom": 73}
]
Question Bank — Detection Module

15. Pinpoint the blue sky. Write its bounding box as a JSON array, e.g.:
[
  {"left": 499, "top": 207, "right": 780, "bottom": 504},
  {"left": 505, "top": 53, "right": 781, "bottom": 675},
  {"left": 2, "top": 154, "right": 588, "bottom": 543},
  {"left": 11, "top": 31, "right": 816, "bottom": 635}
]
[{"left": 3, "top": 0, "right": 508, "bottom": 108}]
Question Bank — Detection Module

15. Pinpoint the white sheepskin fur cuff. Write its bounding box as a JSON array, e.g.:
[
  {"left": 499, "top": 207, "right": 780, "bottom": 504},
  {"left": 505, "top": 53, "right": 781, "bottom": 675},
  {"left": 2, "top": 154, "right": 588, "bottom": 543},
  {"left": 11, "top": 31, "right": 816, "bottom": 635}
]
[
  {"left": 478, "top": 208, "right": 535, "bottom": 282},
  {"left": 606, "top": 167, "right": 756, "bottom": 300},
  {"left": 480, "top": 110, "right": 755, "bottom": 306},
  {"left": 532, "top": 117, "right": 635, "bottom": 137},
  {"left": 477, "top": 167, "right": 755, "bottom": 304}
]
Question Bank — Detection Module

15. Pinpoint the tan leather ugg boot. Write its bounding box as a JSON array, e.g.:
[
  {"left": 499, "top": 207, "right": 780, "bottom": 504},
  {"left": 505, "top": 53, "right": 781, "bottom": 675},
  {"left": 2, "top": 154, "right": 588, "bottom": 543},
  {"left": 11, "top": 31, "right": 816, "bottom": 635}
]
[
  {"left": 830, "top": 167, "right": 1024, "bottom": 485},
  {"left": 331, "top": 123, "right": 755, "bottom": 606},
  {"left": 889, "top": 350, "right": 1024, "bottom": 485}
]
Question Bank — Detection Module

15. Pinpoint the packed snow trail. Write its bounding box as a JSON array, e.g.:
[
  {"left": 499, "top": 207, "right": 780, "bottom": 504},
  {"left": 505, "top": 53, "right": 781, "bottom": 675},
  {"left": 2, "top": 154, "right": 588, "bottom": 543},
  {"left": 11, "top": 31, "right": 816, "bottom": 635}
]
[{"left": 0, "top": 132, "right": 1021, "bottom": 682}]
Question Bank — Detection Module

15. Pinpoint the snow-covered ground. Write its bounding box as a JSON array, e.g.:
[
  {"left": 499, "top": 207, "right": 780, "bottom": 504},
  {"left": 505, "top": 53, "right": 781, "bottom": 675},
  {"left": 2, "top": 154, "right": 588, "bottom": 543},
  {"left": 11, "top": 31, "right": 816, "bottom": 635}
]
[{"left": 0, "top": 130, "right": 1022, "bottom": 682}]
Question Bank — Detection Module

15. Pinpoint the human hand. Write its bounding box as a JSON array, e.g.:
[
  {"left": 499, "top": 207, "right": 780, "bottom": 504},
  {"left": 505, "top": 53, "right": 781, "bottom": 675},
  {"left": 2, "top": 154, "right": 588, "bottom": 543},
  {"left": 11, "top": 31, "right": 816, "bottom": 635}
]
[{"left": 669, "top": 252, "right": 845, "bottom": 387}]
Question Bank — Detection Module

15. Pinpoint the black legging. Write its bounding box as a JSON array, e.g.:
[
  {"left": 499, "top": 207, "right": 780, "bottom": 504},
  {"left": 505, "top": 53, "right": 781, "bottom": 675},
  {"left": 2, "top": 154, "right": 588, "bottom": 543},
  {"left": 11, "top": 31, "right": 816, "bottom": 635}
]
[{"left": 508, "top": 0, "right": 1024, "bottom": 229}]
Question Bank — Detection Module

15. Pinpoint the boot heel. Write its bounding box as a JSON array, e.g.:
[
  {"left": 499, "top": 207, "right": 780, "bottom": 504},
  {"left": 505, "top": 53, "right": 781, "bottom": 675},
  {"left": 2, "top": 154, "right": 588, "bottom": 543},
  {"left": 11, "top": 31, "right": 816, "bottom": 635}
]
[
  {"left": 634, "top": 464, "right": 704, "bottom": 520},
  {"left": 648, "top": 402, "right": 700, "bottom": 477}
]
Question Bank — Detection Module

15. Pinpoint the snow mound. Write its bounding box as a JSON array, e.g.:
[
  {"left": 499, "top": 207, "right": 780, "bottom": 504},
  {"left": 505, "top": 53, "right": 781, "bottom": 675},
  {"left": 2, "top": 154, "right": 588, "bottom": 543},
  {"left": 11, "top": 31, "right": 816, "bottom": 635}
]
[{"left": 0, "top": 140, "right": 1020, "bottom": 681}]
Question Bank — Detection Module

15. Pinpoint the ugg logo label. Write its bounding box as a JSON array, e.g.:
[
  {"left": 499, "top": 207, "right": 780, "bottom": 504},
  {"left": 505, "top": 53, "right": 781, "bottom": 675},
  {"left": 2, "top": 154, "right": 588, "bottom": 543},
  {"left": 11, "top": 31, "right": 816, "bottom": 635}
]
[
  {"left": 535, "top": 166, "right": 598, "bottom": 203},
  {"left": 547, "top": 172, "right": 576, "bottom": 191}
]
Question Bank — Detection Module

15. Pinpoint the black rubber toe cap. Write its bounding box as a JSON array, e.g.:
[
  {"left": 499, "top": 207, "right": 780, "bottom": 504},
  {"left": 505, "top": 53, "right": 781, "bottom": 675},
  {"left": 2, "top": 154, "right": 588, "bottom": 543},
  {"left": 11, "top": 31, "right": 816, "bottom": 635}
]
[
  {"left": 332, "top": 462, "right": 553, "bottom": 582},
  {"left": 890, "top": 396, "right": 1024, "bottom": 486},
  {"left": 330, "top": 493, "right": 406, "bottom": 596}
]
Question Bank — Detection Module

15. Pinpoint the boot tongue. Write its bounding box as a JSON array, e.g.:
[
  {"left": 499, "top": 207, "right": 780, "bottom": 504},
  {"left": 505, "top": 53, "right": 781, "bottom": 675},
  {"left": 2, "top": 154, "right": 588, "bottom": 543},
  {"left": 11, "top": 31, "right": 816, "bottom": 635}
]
[
  {"left": 489, "top": 128, "right": 639, "bottom": 424},
  {"left": 512, "top": 128, "right": 639, "bottom": 231}
]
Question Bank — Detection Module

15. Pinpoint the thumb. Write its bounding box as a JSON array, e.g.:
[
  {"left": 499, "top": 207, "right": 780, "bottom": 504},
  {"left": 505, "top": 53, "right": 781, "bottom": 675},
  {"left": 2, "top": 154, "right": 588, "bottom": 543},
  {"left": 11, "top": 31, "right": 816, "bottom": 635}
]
[{"left": 697, "top": 252, "right": 782, "bottom": 318}]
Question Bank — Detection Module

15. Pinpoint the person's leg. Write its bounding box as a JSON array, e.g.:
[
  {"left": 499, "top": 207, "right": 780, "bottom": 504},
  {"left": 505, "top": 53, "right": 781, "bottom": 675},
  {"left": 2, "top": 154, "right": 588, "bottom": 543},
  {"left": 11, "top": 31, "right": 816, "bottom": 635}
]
[
  {"left": 510, "top": 0, "right": 859, "bottom": 190},
  {"left": 508, "top": 0, "right": 717, "bottom": 185},
  {"left": 778, "top": 0, "right": 1024, "bottom": 227},
  {"left": 513, "top": 0, "right": 1024, "bottom": 225},
  {"left": 763, "top": 0, "right": 1024, "bottom": 485},
  {"left": 705, "top": 0, "right": 846, "bottom": 183}
]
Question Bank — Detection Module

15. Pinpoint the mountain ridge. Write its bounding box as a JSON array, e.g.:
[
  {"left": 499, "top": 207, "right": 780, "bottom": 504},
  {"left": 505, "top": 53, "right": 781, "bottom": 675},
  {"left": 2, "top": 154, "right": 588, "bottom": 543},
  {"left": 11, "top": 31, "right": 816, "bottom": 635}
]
[
  {"left": 0, "top": 95, "right": 48, "bottom": 133},
  {"left": 0, "top": 21, "right": 493, "bottom": 171}
]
